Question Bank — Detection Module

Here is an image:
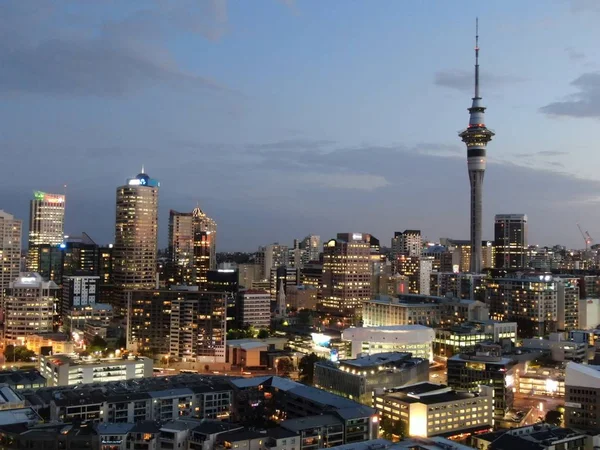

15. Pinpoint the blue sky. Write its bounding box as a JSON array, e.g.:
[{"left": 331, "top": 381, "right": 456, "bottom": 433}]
[{"left": 2, "top": 0, "right": 600, "bottom": 251}]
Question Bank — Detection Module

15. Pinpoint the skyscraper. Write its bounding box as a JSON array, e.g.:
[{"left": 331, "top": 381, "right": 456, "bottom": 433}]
[
  {"left": 113, "top": 171, "right": 159, "bottom": 291},
  {"left": 0, "top": 211, "right": 22, "bottom": 303},
  {"left": 27, "top": 191, "right": 66, "bottom": 271},
  {"left": 167, "top": 206, "right": 217, "bottom": 287},
  {"left": 391, "top": 230, "right": 422, "bottom": 259},
  {"left": 458, "top": 20, "right": 494, "bottom": 273},
  {"left": 320, "top": 233, "right": 372, "bottom": 315},
  {"left": 494, "top": 214, "right": 528, "bottom": 269}
]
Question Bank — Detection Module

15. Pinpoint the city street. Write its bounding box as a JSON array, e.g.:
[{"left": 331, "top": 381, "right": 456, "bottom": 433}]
[{"left": 513, "top": 392, "right": 564, "bottom": 418}]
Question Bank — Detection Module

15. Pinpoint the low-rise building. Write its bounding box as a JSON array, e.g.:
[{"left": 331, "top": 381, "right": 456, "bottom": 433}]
[
  {"left": 522, "top": 333, "right": 589, "bottom": 362},
  {"left": 434, "top": 321, "right": 517, "bottom": 359},
  {"left": 26, "top": 332, "right": 74, "bottom": 355},
  {"left": 517, "top": 363, "right": 565, "bottom": 398},
  {"left": 238, "top": 289, "right": 271, "bottom": 329},
  {"left": 226, "top": 338, "right": 288, "bottom": 367},
  {"left": 471, "top": 424, "right": 586, "bottom": 450},
  {"left": 39, "top": 354, "right": 153, "bottom": 386},
  {"left": 314, "top": 352, "right": 429, "bottom": 404},
  {"left": 447, "top": 351, "right": 518, "bottom": 418},
  {"left": 0, "top": 370, "right": 46, "bottom": 391},
  {"left": 373, "top": 382, "right": 494, "bottom": 439},
  {"left": 342, "top": 325, "right": 435, "bottom": 361},
  {"left": 565, "top": 362, "right": 600, "bottom": 431}
]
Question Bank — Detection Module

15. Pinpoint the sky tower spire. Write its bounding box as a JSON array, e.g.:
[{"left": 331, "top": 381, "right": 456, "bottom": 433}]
[{"left": 459, "top": 18, "right": 495, "bottom": 273}]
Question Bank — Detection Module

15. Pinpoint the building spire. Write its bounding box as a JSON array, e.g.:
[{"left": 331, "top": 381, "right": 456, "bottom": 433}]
[
  {"left": 474, "top": 17, "right": 480, "bottom": 99},
  {"left": 141, "top": 164, "right": 145, "bottom": 174}
]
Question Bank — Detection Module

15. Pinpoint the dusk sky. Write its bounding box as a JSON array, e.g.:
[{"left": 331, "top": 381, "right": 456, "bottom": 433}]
[{"left": 2, "top": 0, "right": 600, "bottom": 251}]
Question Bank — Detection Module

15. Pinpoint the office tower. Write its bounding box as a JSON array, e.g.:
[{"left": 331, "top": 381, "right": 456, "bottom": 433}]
[
  {"left": 168, "top": 207, "right": 217, "bottom": 287},
  {"left": 169, "top": 291, "right": 227, "bottom": 363},
  {"left": 238, "top": 289, "right": 271, "bottom": 329},
  {"left": 37, "top": 233, "right": 100, "bottom": 283},
  {"left": 113, "top": 171, "right": 159, "bottom": 291},
  {"left": 0, "top": 211, "right": 22, "bottom": 303},
  {"left": 458, "top": 21, "right": 494, "bottom": 273},
  {"left": 391, "top": 230, "right": 422, "bottom": 259},
  {"left": 396, "top": 255, "right": 420, "bottom": 294},
  {"left": 301, "top": 235, "right": 321, "bottom": 263},
  {"left": 4, "top": 273, "right": 59, "bottom": 343},
  {"left": 494, "top": 214, "right": 528, "bottom": 269},
  {"left": 487, "top": 274, "right": 579, "bottom": 337},
  {"left": 269, "top": 266, "right": 298, "bottom": 302},
  {"left": 441, "top": 238, "right": 494, "bottom": 272},
  {"left": 320, "top": 233, "right": 372, "bottom": 315},
  {"left": 206, "top": 269, "right": 239, "bottom": 328},
  {"left": 27, "top": 191, "right": 66, "bottom": 271},
  {"left": 61, "top": 275, "right": 100, "bottom": 330},
  {"left": 238, "top": 263, "right": 261, "bottom": 289},
  {"left": 419, "top": 257, "right": 433, "bottom": 295},
  {"left": 259, "top": 243, "right": 289, "bottom": 279},
  {"left": 565, "top": 362, "right": 600, "bottom": 431}
]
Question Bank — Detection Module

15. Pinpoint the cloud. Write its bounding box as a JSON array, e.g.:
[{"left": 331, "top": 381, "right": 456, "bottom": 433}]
[
  {"left": 247, "top": 139, "right": 336, "bottom": 152},
  {"left": 293, "top": 172, "right": 390, "bottom": 191},
  {"left": 0, "top": 0, "right": 235, "bottom": 97},
  {"left": 566, "top": 47, "right": 586, "bottom": 62},
  {"left": 540, "top": 72, "right": 600, "bottom": 118},
  {"left": 434, "top": 70, "right": 525, "bottom": 92},
  {"left": 514, "top": 150, "right": 568, "bottom": 157},
  {"left": 570, "top": 0, "right": 600, "bottom": 13}
]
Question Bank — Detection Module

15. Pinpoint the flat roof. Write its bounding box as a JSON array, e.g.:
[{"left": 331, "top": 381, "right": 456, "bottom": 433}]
[
  {"left": 340, "top": 352, "right": 412, "bottom": 368},
  {"left": 42, "top": 354, "right": 150, "bottom": 367},
  {"left": 281, "top": 414, "right": 342, "bottom": 431}
]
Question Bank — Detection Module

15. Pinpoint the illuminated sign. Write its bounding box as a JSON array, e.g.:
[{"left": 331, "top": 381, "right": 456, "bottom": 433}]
[
  {"left": 34, "top": 191, "right": 65, "bottom": 203},
  {"left": 330, "top": 349, "right": 339, "bottom": 363},
  {"left": 311, "top": 333, "right": 331, "bottom": 347},
  {"left": 352, "top": 233, "right": 363, "bottom": 241},
  {"left": 128, "top": 179, "right": 142, "bottom": 186},
  {"left": 19, "top": 277, "right": 37, "bottom": 284}
]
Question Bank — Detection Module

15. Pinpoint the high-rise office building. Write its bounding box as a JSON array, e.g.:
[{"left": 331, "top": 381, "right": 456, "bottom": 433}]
[
  {"left": 494, "top": 214, "right": 528, "bottom": 269},
  {"left": 458, "top": 22, "right": 494, "bottom": 273},
  {"left": 0, "top": 211, "right": 22, "bottom": 303},
  {"left": 301, "top": 235, "right": 321, "bottom": 263},
  {"left": 320, "top": 233, "right": 372, "bottom": 315},
  {"left": 391, "top": 230, "right": 422, "bottom": 259},
  {"left": 167, "top": 207, "right": 217, "bottom": 287},
  {"left": 37, "top": 233, "right": 100, "bottom": 284},
  {"left": 113, "top": 171, "right": 159, "bottom": 292},
  {"left": 4, "top": 273, "right": 59, "bottom": 343},
  {"left": 27, "top": 191, "right": 65, "bottom": 271},
  {"left": 258, "top": 243, "right": 289, "bottom": 280}
]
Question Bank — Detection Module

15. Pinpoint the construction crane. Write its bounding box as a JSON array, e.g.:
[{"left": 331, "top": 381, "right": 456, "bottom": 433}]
[{"left": 577, "top": 223, "right": 593, "bottom": 251}]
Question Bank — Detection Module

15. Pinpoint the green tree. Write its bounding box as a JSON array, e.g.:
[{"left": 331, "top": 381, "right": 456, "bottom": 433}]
[
  {"left": 4, "top": 345, "right": 36, "bottom": 362},
  {"left": 380, "top": 416, "right": 407, "bottom": 441},
  {"left": 89, "top": 335, "right": 107, "bottom": 353},
  {"left": 545, "top": 410, "right": 563, "bottom": 426},
  {"left": 276, "top": 357, "right": 295, "bottom": 376},
  {"left": 298, "top": 353, "right": 326, "bottom": 385},
  {"left": 257, "top": 328, "right": 270, "bottom": 339}
]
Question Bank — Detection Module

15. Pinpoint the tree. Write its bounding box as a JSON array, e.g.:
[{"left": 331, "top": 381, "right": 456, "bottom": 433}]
[
  {"left": 298, "top": 353, "right": 326, "bottom": 385},
  {"left": 257, "top": 328, "right": 270, "bottom": 339},
  {"left": 545, "top": 410, "right": 563, "bottom": 426},
  {"left": 89, "top": 335, "right": 107, "bottom": 353},
  {"left": 276, "top": 357, "right": 295, "bottom": 377},
  {"left": 380, "top": 416, "right": 407, "bottom": 441},
  {"left": 4, "top": 345, "right": 35, "bottom": 362}
]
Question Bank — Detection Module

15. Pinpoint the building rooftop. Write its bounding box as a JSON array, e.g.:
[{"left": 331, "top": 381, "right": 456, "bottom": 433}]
[
  {"left": 281, "top": 414, "right": 342, "bottom": 431},
  {"left": 190, "top": 420, "right": 243, "bottom": 436},
  {"left": 97, "top": 423, "right": 135, "bottom": 434},
  {"left": 339, "top": 352, "right": 414, "bottom": 369},
  {"left": 30, "top": 332, "right": 71, "bottom": 341},
  {"left": 0, "top": 408, "right": 39, "bottom": 426},
  {"left": 218, "top": 429, "right": 269, "bottom": 442},
  {"left": 41, "top": 354, "right": 150, "bottom": 367},
  {"left": 0, "top": 370, "right": 46, "bottom": 388},
  {"left": 377, "top": 382, "right": 487, "bottom": 405},
  {"left": 449, "top": 353, "right": 514, "bottom": 366}
]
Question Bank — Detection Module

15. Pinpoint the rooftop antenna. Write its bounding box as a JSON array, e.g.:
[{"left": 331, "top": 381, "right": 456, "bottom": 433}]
[
  {"left": 474, "top": 17, "right": 480, "bottom": 99},
  {"left": 141, "top": 164, "right": 145, "bottom": 174}
]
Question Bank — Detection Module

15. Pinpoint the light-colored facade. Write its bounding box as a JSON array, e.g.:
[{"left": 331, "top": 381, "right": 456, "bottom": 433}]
[
  {"left": 4, "top": 273, "right": 58, "bottom": 343},
  {"left": 239, "top": 289, "right": 271, "bottom": 329},
  {"left": 26, "top": 332, "right": 74, "bottom": 355},
  {"left": 62, "top": 275, "right": 100, "bottom": 330},
  {"left": 373, "top": 382, "right": 494, "bottom": 438},
  {"left": 113, "top": 171, "right": 159, "bottom": 291},
  {"left": 565, "top": 362, "right": 600, "bottom": 431},
  {"left": 579, "top": 298, "right": 600, "bottom": 330},
  {"left": 39, "top": 354, "right": 153, "bottom": 386},
  {"left": 0, "top": 211, "right": 21, "bottom": 305},
  {"left": 522, "top": 333, "right": 588, "bottom": 362},
  {"left": 259, "top": 243, "right": 289, "bottom": 279},
  {"left": 342, "top": 325, "right": 435, "bottom": 360},
  {"left": 321, "top": 233, "right": 372, "bottom": 314},
  {"left": 391, "top": 230, "right": 422, "bottom": 258},
  {"left": 27, "top": 191, "right": 65, "bottom": 272}
]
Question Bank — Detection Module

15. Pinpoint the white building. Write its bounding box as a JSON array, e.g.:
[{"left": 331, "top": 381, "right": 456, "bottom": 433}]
[
  {"left": 342, "top": 325, "right": 435, "bottom": 361},
  {"left": 239, "top": 289, "right": 271, "bottom": 329},
  {"left": 522, "top": 333, "right": 588, "bottom": 362},
  {"left": 0, "top": 211, "right": 21, "bottom": 306},
  {"left": 579, "top": 298, "right": 600, "bottom": 330},
  {"left": 4, "top": 273, "right": 58, "bottom": 343},
  {"left": 39, "top": 354, "right": 153, "bottom": 386},
  {"left": 419, "top": 257, "right": 433, "bottom": 296}
]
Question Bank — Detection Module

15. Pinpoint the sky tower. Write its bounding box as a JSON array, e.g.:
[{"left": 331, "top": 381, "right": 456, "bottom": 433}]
[{"left": 459, "top": 19, "right": 494, "bottom": 273}]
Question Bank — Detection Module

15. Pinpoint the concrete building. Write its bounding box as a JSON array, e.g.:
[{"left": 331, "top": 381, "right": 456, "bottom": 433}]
[
  {"left": 391, "top": 230, "right": 422, "bottom": 259},
  {"left": 113, "top": 171, "right": 159, "bottom": 295},
  {"left": 363, "top": 294, "right": 489, "bottom": 328},
  {"left": 39, "top": 354, "right": 152, "bottom": 386},
  {"left": 472, "top": 424, "right": 586, "bottom": 450},
  {"left": 517, "top": 364, "right": 565, "bottom": 398},
  {"left": 27, "top": 191, "right": 65, "bottom": 272},
  {"left": 168, "top": 290, "right": 227, "bottom": 363},
  {"left": 321, "top": 233, "right": 372, "bottom": 315},
  {"left": 238, "top": 263, "right": 261, "bottom": 289},
  {"left": 434, "top": 321, "right": 517, "bottom": 359},
  {"left": 313, "top": 352, "right": 429, "bottom": 404},
  {"left": 26, "top": 332, "right": 74, "bottom": 355},
  {"left": 432, "top": 272, "right": 487, "bottom": 301},
  {"left": 0, "top": 210, "right": 21, "bottom": 306},
  {"left": 342, "top": 325, "right": 435, "bottom": 360},
  {"left": 578, "top": 298, "right": 600, "bottom": 330},
  {"left": 61, "top": 275, "right": 100, "bottom": 329},
  {"left": 258, "top": 243, "right": 289, "bottom": 279},
  {"left": 238, "top": 289, "right": 271, "bottom": 329},
  {"left": 0, "top": 369, "right": 46, "bottom": 391},
  {"left": 522, "top": 333, "right": 588, "bottom": 362},
  {"left": 565, "top": 362, "right": 600, "bottom": 431},
  {"left": 226, "top": 338, "right": 288, "bottom": 367},
  {"left": 447, "top": 351, "right": 517, "bottom": 418},
  {"left": 287, "top": 285, "right": 318, "bottom": 311},
  {"left": 486, "top": 275, "right": 579, "bottom": 337},
  {"left": 373, "top": 382, "right": 494, "bottom": 438},
  {"left": 4, "top": 273, "right": 58, "bottom": 343},
  {"left": 494, "top": 214, "right": 528, "bottom": 269}
]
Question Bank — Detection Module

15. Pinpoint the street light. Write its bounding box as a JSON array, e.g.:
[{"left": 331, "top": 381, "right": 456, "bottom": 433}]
[{"left": 275, "top": 358, "right": 280, "bottom": 376}]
